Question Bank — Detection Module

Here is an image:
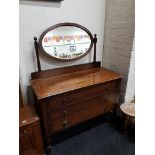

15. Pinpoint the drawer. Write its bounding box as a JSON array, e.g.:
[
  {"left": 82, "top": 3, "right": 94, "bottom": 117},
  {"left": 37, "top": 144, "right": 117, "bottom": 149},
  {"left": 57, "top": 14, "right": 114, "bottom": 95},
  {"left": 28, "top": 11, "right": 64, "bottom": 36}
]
[
  {"left": 47, "top": 95, "right": 107, "bottom": 134},
  {"left": 20, "top": 126, "right": 35, "bottom": 152},
  {"left": 46, "top": 81, "right": 117, "bottom": 111},
  {"left": 20, "top": 124, "right": 45, "bottom": 155},
  {"left": 46, "top": 94, "right": 106, "bottom": 121}
]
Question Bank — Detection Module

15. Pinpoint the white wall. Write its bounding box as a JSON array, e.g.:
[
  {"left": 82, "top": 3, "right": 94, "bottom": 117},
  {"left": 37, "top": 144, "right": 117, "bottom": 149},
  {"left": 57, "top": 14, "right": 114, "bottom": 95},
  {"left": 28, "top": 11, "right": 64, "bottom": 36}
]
[
  {"left": 125, "top": 39, "right": 135, "bottom": 102},
  {"left": 19, "top": 0, "right": 106, "bottom": 101},
  {"left": 103, "top": 0, "right": 135, "bottom": 102}
]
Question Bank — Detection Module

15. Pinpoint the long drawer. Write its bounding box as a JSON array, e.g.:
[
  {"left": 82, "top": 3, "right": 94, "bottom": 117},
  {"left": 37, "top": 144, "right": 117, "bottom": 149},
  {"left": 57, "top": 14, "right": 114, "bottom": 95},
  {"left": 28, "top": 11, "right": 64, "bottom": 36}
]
[
  {"left": 45, "top": 80, "right": 117, "bottom": 111},
  {"left": 46, "top": 95, "right": 115, "bottom": 134},
  {"left": 46, "top": 94, "right": 106, "bottom": 121}
]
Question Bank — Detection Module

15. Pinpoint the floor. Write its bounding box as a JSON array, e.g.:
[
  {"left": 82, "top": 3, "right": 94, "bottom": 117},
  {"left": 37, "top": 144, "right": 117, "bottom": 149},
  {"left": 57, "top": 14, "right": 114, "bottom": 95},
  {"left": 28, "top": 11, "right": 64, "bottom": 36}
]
[{"left": 50, "top": 121, "right": 135, "bottom": 155}]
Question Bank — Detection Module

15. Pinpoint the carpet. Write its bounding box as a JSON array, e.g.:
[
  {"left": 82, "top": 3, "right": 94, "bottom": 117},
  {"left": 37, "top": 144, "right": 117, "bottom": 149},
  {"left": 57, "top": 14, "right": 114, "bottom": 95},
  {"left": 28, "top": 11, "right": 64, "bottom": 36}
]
[{"left": 51, "top": 122, "right": 135, "bottom": 155}]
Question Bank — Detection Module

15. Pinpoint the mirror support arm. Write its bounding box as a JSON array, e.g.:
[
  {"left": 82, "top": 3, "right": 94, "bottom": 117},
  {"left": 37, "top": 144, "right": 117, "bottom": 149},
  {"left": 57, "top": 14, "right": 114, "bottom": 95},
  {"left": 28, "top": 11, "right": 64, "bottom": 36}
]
[
  {"left": 93, "top": 34, "right": 97, "bottom": 63},
  {"left": 34, "top": 37, "right": 41, "bottom": 72}
]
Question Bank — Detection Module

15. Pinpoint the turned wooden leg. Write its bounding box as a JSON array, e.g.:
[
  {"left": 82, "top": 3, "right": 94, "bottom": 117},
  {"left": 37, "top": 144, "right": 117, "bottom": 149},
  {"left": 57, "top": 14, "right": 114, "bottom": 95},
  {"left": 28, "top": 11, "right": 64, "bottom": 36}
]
[
  {"left": 123, "top": 114, "right": 129, "bottom": 134},
  {"left": 46, "top": 137, "right": 52, "bottom": 155}
]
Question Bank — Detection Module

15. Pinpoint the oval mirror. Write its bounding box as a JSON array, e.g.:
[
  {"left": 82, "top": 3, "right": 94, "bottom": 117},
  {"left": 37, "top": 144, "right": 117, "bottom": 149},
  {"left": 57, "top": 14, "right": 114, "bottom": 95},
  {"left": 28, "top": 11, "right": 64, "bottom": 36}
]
[{"left": 39, "top": 23, "right": 93, "bottom": 61}]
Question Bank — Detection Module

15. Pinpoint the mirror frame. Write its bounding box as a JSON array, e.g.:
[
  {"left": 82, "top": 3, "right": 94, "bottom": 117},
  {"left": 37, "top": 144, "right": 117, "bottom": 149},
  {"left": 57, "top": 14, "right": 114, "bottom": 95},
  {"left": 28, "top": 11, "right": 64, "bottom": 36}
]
[{"left": 39, "top": 22, "right": 94, "bottom": 61}]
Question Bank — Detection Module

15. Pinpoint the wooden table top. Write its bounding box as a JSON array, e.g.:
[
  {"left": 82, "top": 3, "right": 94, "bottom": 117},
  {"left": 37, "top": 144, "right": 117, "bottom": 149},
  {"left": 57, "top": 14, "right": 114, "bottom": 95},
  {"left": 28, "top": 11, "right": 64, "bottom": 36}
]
[
  {"left": 31, "top": 67, "right": 121, "bottom": 99},
  {"left": 19, "top": 105, "right": 39, "bottom": 128}
]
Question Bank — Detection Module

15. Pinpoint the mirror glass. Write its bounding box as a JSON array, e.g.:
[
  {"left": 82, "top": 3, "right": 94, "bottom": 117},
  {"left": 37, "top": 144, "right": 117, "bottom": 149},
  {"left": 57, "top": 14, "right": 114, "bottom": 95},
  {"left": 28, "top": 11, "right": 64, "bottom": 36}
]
[{"left": 40, "top": 25, "right": 92, "bottom": 60}]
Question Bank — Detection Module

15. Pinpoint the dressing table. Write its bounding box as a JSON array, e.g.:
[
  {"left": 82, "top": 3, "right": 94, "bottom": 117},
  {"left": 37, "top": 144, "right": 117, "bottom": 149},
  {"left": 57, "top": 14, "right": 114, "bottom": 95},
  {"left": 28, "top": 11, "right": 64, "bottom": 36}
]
[{"left": 30, "top": 23, "right": 122, "bottom": 153}]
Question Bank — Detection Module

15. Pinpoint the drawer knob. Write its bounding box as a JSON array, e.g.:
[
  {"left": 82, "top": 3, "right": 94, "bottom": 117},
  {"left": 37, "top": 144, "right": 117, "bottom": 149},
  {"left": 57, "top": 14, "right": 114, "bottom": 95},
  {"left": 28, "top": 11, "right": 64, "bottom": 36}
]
[
  {"left": 23, "top": 130, "right": 26, "bottom": 133},
  {"left": 22, "top": 120, "right": 27, "bottom": 124},
  {"left": 63, "top": 110, "right": 67, "bottom": 118},
  {"left": 63, "top": 120, "right": 68, "bottom": 129}
]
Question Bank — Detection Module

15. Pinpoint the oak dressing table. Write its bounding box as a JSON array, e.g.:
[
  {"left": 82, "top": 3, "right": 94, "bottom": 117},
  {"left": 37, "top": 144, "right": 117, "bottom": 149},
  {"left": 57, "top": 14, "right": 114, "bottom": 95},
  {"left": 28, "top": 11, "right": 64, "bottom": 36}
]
[{"left": 30, "top": 23, "right": 122, "bottom": 153}]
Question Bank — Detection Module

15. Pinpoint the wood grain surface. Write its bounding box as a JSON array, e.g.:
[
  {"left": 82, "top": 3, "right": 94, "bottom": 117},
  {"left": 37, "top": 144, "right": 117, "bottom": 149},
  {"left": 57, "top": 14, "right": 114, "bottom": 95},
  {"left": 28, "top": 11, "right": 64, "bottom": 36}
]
[{"left": 31, "top": 67, "right": 121, "bottom": 99}]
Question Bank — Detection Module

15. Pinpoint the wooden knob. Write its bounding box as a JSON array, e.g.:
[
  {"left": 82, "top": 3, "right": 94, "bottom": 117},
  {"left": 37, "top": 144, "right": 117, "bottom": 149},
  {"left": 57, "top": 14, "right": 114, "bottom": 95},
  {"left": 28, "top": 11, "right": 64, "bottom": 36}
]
[
  {"left": 63, "top": 110, "right": 67, "bottom": 118},
  {"left": 63, "top": 120, "right": 68, "bottom": 128},
  {"left": 23, "top": 130, "right": 26, "bottom": 133}
]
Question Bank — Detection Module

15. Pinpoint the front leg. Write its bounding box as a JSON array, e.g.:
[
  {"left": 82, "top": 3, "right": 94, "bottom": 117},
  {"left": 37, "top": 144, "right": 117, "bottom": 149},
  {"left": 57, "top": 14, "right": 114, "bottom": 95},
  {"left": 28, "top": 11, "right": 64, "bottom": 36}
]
[
  {"left": 46, "top": 137, "right": 52, "bottom": 155},
  {"left": 123, "top": 114, "right": 129, "bottom": 134}
]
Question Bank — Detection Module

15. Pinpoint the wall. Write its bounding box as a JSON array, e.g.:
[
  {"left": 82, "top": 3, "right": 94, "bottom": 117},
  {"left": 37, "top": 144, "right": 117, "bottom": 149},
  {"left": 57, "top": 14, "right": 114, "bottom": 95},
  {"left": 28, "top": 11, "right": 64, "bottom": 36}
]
[
  {"left": 125, "top": 39, "right": 135, "bottom": 102},
  {"left": 103, "top": 0, "right": 135, "bottom": 102},
  {"left": 19, "top": 0, "right": 106, "bottom": 101}
]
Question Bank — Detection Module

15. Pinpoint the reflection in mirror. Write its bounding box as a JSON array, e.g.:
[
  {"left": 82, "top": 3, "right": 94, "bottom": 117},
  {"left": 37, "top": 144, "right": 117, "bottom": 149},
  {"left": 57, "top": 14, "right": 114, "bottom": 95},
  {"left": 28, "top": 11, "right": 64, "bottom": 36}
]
[{"left": 41, "top": 26, "right": 92, "bottom": 60}]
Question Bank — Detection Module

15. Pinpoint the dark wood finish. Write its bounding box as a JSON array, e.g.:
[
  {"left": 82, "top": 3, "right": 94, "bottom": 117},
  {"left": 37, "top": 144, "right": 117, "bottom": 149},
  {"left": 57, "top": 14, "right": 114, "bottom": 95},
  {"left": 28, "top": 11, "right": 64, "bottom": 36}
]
[
  {"left": 122, "top": 112, "right": 135, "bottom": 134},
  {"left": 43, "top": 80, "right": 120, "bottom": 134},
  {"left": 30, "top": 63, "right": 121, "bottom": 151},
  {"left": 38, "top": 22, "right": 94, "bottom": 62},
  {"left": 31, "top": 61, "right": 101, "bottom": 80},
  {"left": 19, "top": 105, "right": 45, "bottom": 155},
  {"left": 93, "top": 34, "right": 97, "bottom": 63},
  {"left": 19, "top": 84, "right": 24, "bottom": 108},
  {"left": 31, "top": 66, "right": 121, "bottom": 99},
  {"left": 34, "top": 37, "right": 41, "bottom": 71},
  {"left": 21, "top": 149, "right": 41, "bottom": 155}
]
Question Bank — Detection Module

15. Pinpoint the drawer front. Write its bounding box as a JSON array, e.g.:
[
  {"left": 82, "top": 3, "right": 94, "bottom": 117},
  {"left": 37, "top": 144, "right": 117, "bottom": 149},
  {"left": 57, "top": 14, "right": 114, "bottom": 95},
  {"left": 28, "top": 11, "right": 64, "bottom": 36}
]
[
  {"left": 19, "top": 123, "right": 45, "bottom": 155},
  {"left": 46, "top": 94, "right": 105, "bottom": 121},
  {"left": 46, "top": 80, "right": 117, "bottom": 111},
  {"left": 47, "top": 95, "right": 107, "bottom": 134},
  {"left": 19, "top": 126, "right": 35, "bottom": 152},
  {"left": 41, "top": 80, "right": 120, "bottom": 135}
]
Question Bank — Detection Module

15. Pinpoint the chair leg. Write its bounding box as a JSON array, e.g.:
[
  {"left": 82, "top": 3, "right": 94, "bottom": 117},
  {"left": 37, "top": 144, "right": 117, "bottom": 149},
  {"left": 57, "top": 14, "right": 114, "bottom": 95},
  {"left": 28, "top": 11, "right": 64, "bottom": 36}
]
[{"left": 123, "top": 114, "right": 129, "bottom": 134}]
